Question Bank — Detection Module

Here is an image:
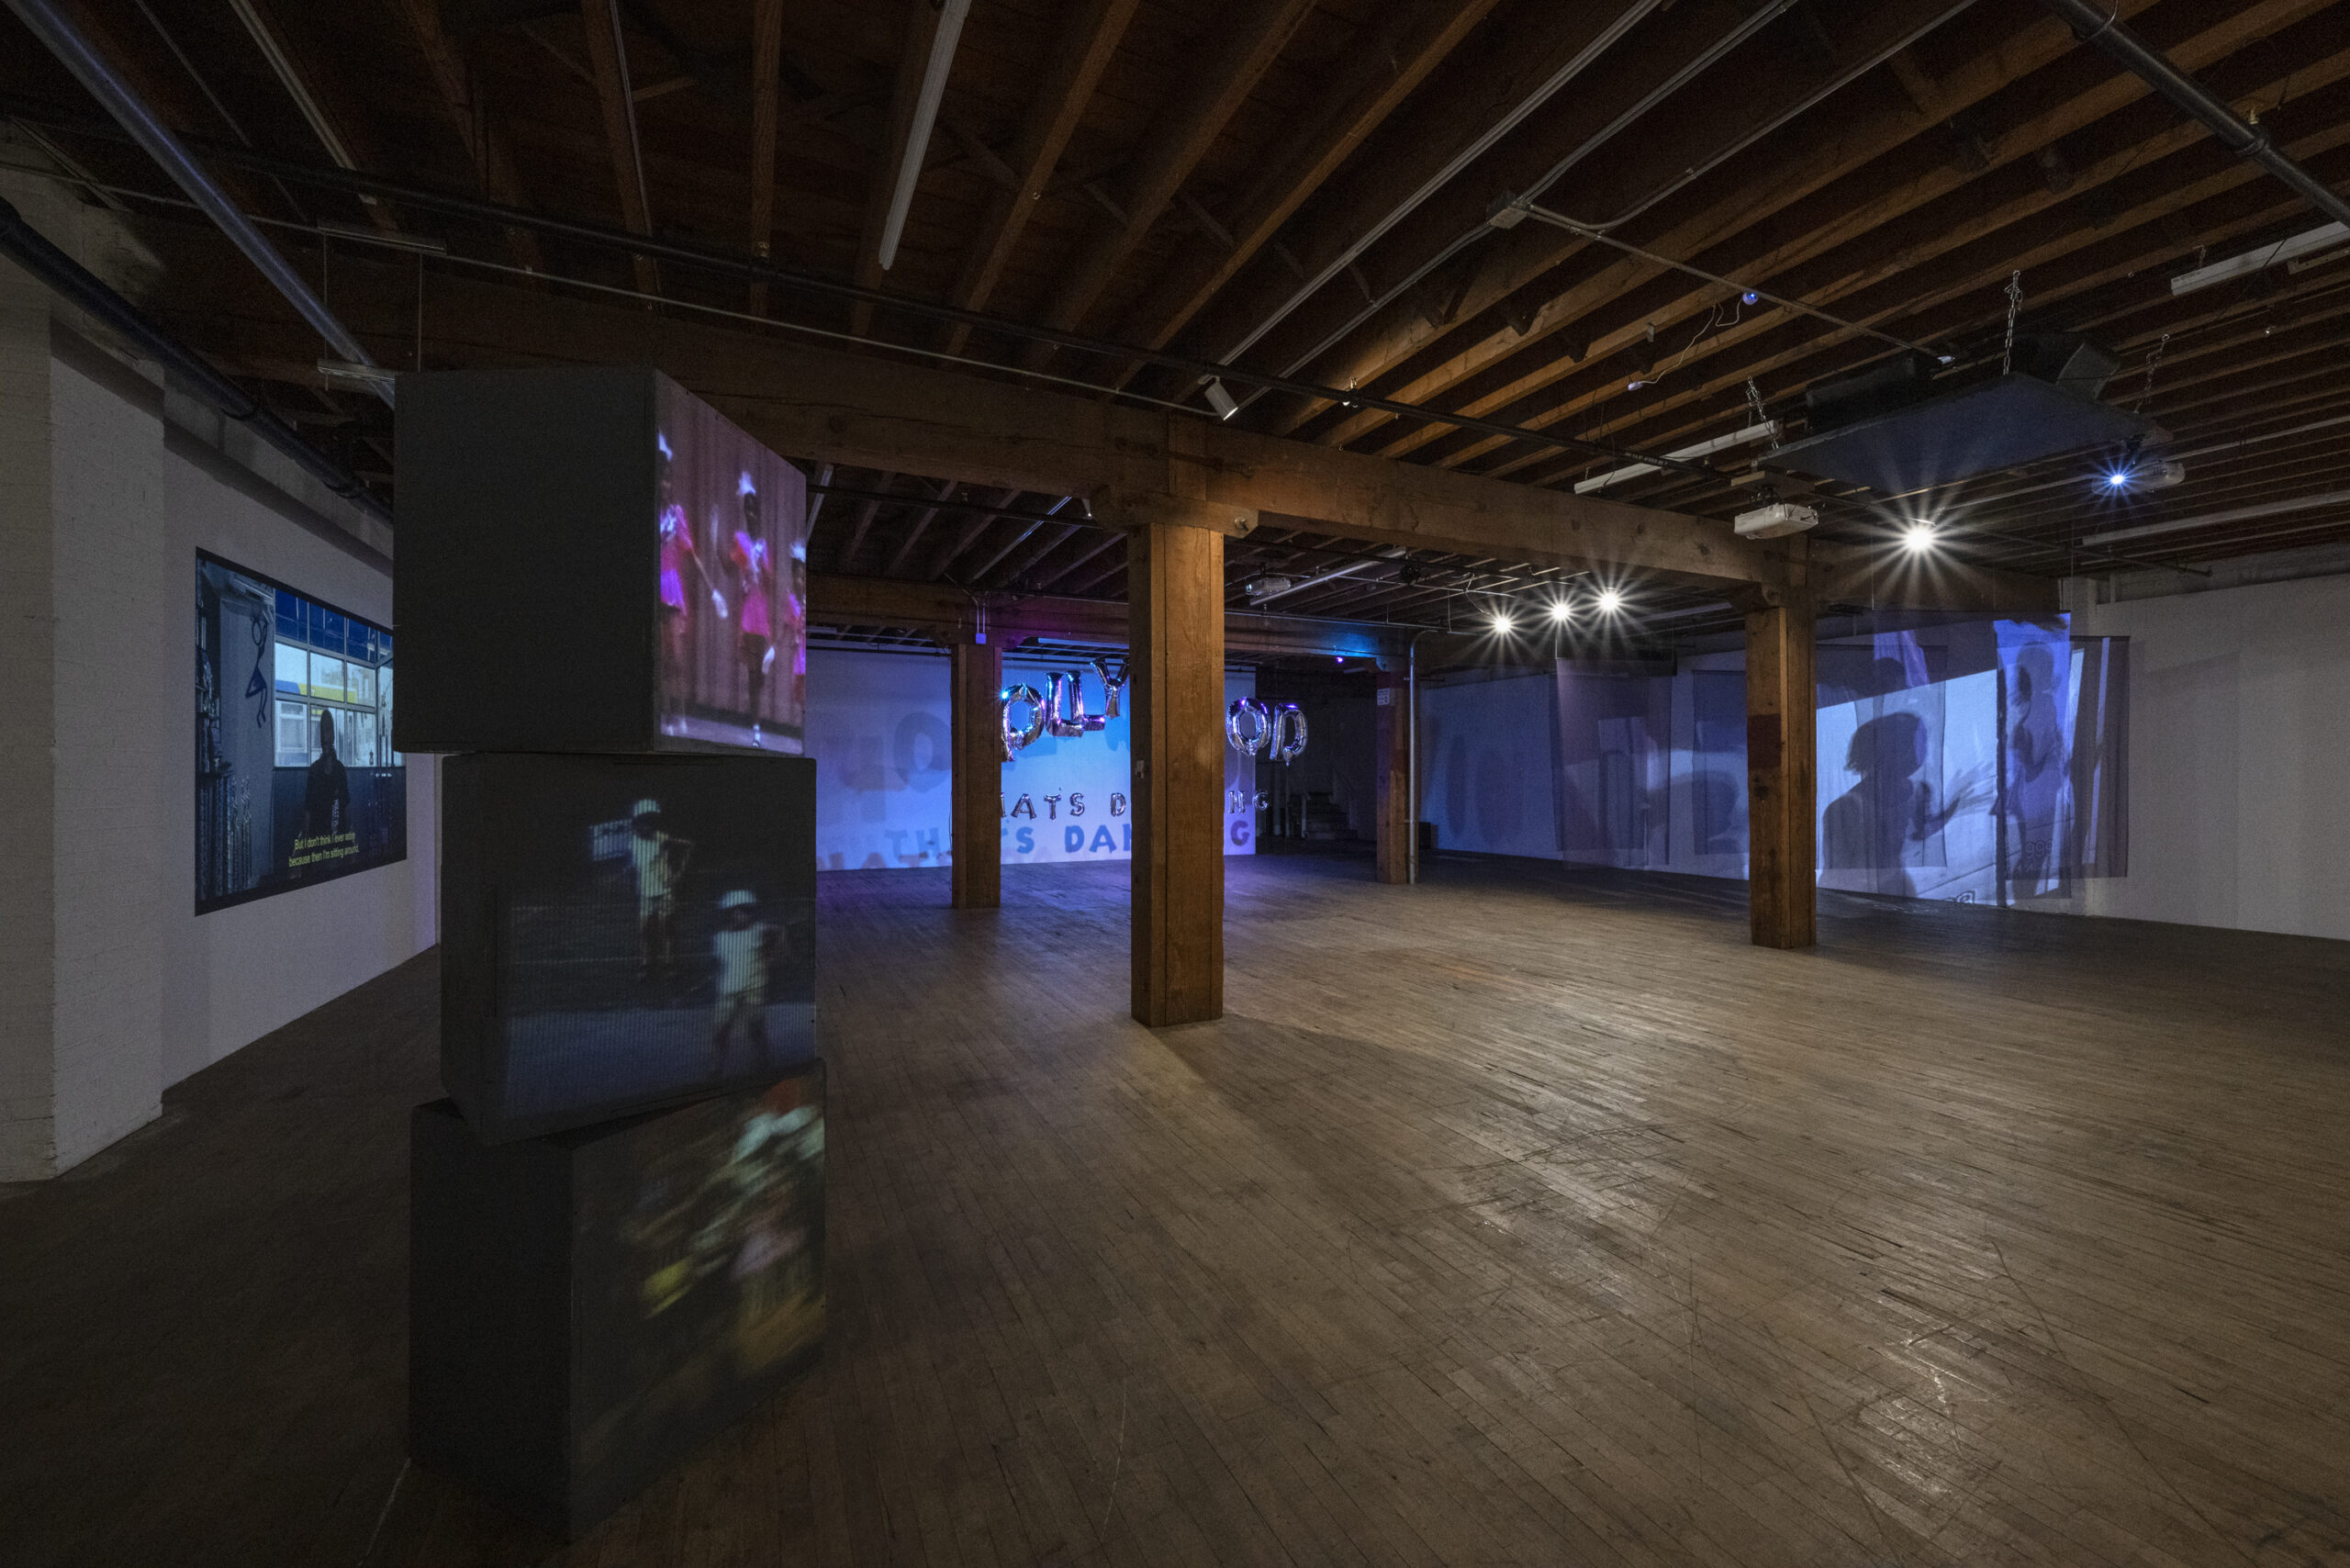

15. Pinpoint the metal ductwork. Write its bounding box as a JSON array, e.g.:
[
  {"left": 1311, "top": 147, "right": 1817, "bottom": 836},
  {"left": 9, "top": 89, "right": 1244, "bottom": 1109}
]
[
  {"left": 2041, "top": 0, "right": 2350, "bottom": 228},
  {"left": 0, "top": 196, "right": 392, "bottom": 525},
  {"left": 2, "top": 0, "right": 391, "bottom": 404}
]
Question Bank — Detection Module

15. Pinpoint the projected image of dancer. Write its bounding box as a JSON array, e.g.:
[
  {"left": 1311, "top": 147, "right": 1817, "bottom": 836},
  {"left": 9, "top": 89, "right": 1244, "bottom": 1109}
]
[
  {"left": 711, "top": 889, "right": 783, "bottom": 1075},
  {"left": 629, "top": 798, "right": 694, "bottom": 983},
  {"left": 728, "top": 475, "right": 775, "bottom": 745},
  {"left": 1822, "top": 711, "right": 1988, "bottom": 897},
  {"left": 657, "top": 433, "right": 724, "bottom": 708}
]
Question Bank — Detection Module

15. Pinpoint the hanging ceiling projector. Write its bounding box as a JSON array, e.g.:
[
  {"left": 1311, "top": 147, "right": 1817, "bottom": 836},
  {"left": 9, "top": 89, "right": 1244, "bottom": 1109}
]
[
  {"left": 1732, "top": 501, "right": 1819, "bottom": 539},
  {"left": 1764, "top": 334, "right": 2157, "bottom": 495}
]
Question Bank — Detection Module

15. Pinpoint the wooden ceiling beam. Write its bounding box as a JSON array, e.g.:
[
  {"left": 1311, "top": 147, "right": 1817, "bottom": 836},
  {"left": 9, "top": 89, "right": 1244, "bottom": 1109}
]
[
  {"left": 1382, "top": 19, "right": 2350, "bottom": 472},
  {"left": 1281, "top": 0, "right": 2190, "bottom": 446},
  {"left": 851, "top": 0, "right": 944, "bottom": 337},
  {"left": 1465, "top": 124, "right": 2350, "bottom": 486},
  {"left": 1153, "top": 1, "right": 1687, "bottom": 402},
  {"left": 882, "top": 477, "right": 962, "bottom": 577},
  {"left": 576, "top": 0, "right": 660, "bottom": 294},
  {"left": 940, "top": 0, "right": 1137, "bottom": 356},
  {"left": 745, "top": 0, "right": 784, "bottom": 314},
  {"left": 1101, "top": 0, "right": 1503, "bottom": 372},
  {"left": 162, "top": 245, "right": 2053, "bottom": 609},
  {"left": 808, "top": 573, "right": 1403, "bottom": 658},
  {"left": 226, "top": 0, "right": 405, "bottom": 235},
  {"left": 1017, "top": 0, "right": 1318, "bottom": 362},
  {"left": 926, "top": 487, "right": 1024, "bottom": 579},
  {"left": 393, "top": 0, "right": 543, "bottom": 271}
]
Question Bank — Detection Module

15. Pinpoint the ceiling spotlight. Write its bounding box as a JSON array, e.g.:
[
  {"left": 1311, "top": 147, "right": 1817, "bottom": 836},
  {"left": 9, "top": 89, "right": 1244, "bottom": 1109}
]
[
  {"left": 1900, "top": 521, "right": 1938, "bottom": 552},
  {"left": 1595, "top": 589, "right": 1623, "bottom": 614},
  {"left": 2103, "top": 469, "right": 2132, "bottom": 490},
  {"left": 1740, "top": 291, "right": 1760, "bottom": 306},
  {"left": 1491, "top": 612, "right": 1515, "bottom": 634},
  {"left": 1548, "top": 600, "right": 1574, "bottom": 623},
  {"left": 1203, "top": 378, "right": 1240, "bottom": 420}
]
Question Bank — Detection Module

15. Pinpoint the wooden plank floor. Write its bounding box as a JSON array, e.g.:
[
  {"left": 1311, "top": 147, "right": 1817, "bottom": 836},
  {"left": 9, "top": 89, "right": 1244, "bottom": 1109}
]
[{"left": 5, "top": 853, "right": 2349, "bottom": 1566}]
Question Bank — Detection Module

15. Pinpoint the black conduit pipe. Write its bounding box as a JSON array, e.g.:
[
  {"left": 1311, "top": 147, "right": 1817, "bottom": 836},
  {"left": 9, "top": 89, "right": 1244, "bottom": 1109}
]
[
  {"left": 2040, "top": 0, "right": 2350, "bottom": 228},
  {"left": 0, "top": 196, "right": 394, "bottom": 526}
]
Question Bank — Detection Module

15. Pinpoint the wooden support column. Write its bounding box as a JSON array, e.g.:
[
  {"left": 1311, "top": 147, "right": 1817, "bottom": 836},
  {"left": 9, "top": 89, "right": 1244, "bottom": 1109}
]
[
  {"left": 1374, "top": 671, "right": 1411, "bottom": 884},
  {"left": 1744, "top": 589, "right": 1817, "bottom": 949},
  {"left": 949, "top": 637, "right": 1002, "bottom": 909},
  {"left": 1125, "top": 510, "right": 1230, "bottom": 1026}
]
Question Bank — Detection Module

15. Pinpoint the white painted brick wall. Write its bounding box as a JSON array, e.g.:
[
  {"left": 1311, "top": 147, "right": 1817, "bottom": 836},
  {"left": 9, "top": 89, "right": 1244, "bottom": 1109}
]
[
  {"left": 1, "top": 177, "right": 436, "bottom": 1174},
  {"left": 47, "top": 352, "right": 167, "bottom": 1167},
  {"left": 0, "top": 287, "right": 59, "bottom": 1182}
]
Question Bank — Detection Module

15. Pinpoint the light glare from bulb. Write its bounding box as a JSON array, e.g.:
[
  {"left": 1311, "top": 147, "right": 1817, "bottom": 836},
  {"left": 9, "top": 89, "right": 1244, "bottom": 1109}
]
[
  {"left": 1596, "top": 589, "right": 1624, "bottom": 614},
  {"left": 1548, "top": 600, "right": 1574, "bottom": 623},
  {"left": 1901, "top": 521, "right": 1938, "bottom": 553}
]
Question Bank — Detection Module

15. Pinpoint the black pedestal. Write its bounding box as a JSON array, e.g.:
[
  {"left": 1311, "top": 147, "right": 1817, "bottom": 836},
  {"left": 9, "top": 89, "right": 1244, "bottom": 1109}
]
[{"left": 408, "top": 1066, "right": 825, "bottom": 1535}]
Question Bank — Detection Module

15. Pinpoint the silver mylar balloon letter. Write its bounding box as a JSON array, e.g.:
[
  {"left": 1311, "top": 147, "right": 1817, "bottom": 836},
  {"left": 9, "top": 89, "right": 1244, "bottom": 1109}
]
[
  {"left": 1225, "top": 697, "right": 1271, "bottom": 756},
  {"left": 1091, "top": 655, "right": 1131, "bottom": 721},
  {"left": 1045, "top": 671, "right": 1088, "bottom": 738},
  {"left": 1272, "top": 702, "right": 1308, "bottom": 764},
  {"left": 998, "top": 684, "right": 1045, "bottom": 759}
]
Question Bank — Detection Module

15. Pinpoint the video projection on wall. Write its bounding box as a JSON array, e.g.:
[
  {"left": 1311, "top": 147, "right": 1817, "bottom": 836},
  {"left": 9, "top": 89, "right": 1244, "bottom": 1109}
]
[
  {"left": 196, "top": 553, "right": 405, "bottom": 913},
  {"left": 1551, "top": 617, "right": 2128, "bottom": 906},
  {"left": 442, "top": 752, "right": 817, "bottom": 1143},
  {"left": 804, "top": 648, "right": 1259, "bottom": 869}
]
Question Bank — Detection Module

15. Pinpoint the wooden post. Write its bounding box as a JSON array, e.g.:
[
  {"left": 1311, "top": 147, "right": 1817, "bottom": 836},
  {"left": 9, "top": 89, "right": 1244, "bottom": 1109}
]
[
  {"left": 1127, "top": 516, "right": 1226, "bottom": 1026},
  {"left": 1375, "top": 671, "right": 1410, "bottom": 884},
  {"left": 1745, "top": 591, "right": 1817, "bottom": 948},
  {"left": 949, "top": 637, "right": 1002, "bottom": 909}
]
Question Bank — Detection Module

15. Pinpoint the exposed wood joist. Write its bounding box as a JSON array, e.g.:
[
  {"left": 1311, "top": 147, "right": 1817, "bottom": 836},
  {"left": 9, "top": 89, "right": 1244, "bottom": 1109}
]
[
  {"left": 392, "top": 0, "right": 543, "bottom": 269},
  {"left": 576, "top": 0, "right": 659, "bottom": 294},
  {"left": 808, "top": 574, "right": 1400, "bottom": 659},
  {"left": 940, "top": 0, "right": 1136, "bottom": 356},
  {"left": 850, "top": 0, "right": 944, "bottom": 337},
  {"left": 225, "top": 0, "right": 402, "bottom": 235},
  {"left": 744, "top": 0, "right": 783, "bottom": 314},
  {"left": 1018, "top": 0, "right": 1318, "bottom": 363},
  {"left": 157, "top": 241, "right": 2050, "bottom": 611},
  {"left": 1103, "top": 0, "right": 1503, "bottom": 369},
  {"left": 1362, "top": 0, "right": 2345, "bottom": 474}
]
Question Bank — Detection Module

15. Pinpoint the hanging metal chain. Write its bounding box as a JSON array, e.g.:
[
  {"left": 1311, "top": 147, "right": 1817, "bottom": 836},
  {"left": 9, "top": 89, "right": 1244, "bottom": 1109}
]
[{"left": 2001, "top": 270, "right": 2024, "bottom": 374}]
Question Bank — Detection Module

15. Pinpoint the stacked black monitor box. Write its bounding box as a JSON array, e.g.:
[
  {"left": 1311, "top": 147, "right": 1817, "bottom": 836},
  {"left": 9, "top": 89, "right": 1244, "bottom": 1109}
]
[{"left": 396, "top": 368, "right": 822, "bottom": 1536}]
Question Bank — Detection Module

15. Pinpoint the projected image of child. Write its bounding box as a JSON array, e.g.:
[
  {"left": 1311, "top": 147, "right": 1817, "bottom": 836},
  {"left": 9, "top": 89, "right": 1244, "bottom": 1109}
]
[
  {"left": 711, "top": 889, "right": 783, "bottom": 1074},
  {"left": 481, "top": 760, "right": 815, "bottom": 1138},
  {"left": 629, "top": 799, "right": 693, "bottom": 983}
]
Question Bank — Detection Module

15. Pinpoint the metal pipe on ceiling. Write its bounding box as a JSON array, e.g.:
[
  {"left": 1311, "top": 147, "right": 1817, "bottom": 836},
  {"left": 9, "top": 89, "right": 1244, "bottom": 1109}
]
[
  {"left": 2039, "top": 0, "right": 2350, "bottom": 229},
  {"left": 1210, "top": 0, "right": 1668, "bottom": 370},
  {"left": 5, "top": 102, "right": 1719, "bottom": 480},
  {"left": 877, "top": 0, "right": 972, "bottom": 271},
  {"left": 0, "top": 196, "right": 391, "bottom": 524},
  {"left": 1223, "top": 0, "right": 1976, "bottom": 426},
  {"left": 1, "top": 0, "right": 390, "bottom": 405}
]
